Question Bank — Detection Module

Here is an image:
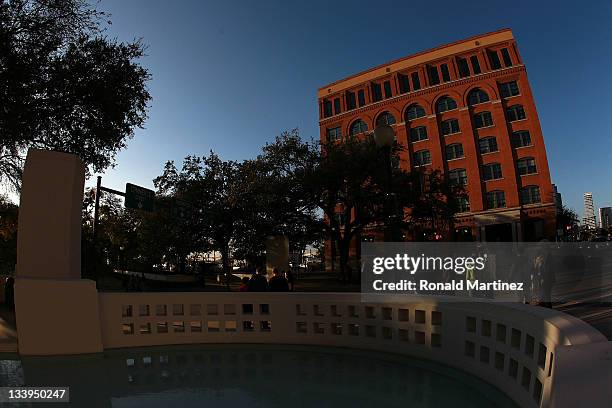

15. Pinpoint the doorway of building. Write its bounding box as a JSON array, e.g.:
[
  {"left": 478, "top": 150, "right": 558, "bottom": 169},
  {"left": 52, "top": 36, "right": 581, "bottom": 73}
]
[
  {"left": 523, "top": 219, "right": 545, "bottom": 241},
  {"left": 484, "top": 223, "right": 513, "bottom": 242}
]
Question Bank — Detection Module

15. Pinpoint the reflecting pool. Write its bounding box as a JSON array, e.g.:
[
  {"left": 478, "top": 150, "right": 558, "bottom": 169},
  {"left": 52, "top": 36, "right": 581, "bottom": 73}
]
[{"left": 0, "top": 345, "right": 517, "bottom": 407}]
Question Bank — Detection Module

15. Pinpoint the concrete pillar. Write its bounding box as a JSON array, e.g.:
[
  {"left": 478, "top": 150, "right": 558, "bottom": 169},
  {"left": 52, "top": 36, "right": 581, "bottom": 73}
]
[{"left": 14, "top": 149, "right": 103, "bottom": 355}]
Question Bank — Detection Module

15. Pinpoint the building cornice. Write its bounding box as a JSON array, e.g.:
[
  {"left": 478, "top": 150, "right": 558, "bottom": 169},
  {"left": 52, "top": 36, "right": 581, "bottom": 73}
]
[{"left": 319, "top": 65, "right": 526, "bottom": 127}]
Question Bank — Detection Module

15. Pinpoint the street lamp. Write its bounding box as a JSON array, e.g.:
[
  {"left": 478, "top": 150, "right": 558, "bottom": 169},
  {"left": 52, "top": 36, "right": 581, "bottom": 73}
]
[{"left": 373, "top": 125, "right": 400, "bottom": 242}]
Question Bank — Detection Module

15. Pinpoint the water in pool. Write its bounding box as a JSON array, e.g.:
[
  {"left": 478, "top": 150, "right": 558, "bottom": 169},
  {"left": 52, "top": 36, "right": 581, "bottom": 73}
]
[{"left": 0, "top": 345, "right": 517, "bottom": 407}]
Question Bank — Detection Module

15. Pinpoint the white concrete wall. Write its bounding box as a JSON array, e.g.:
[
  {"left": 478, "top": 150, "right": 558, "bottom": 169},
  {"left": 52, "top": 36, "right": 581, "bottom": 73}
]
[{"left": 98, "top": 292, "right": 608, "bottom": 408}]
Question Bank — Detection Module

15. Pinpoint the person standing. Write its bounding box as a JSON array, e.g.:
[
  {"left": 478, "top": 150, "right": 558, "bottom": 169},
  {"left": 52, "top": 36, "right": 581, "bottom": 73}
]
[
  {"left": 269, "top": 269, "right": 289, "bottom": 292},
  {"left": 285, "top": 269, "right": 295, "bottom": 291}
]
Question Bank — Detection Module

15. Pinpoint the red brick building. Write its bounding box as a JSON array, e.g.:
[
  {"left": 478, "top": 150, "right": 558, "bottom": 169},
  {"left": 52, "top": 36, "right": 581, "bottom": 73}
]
[{"left": 318, "top": 29, "right": 556, "bottom": 244}]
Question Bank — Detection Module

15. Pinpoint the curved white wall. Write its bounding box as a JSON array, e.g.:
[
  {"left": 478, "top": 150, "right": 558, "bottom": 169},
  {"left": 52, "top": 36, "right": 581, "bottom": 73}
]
[{"left": 99, "top": 292, "right": 608, "bottom": 408}]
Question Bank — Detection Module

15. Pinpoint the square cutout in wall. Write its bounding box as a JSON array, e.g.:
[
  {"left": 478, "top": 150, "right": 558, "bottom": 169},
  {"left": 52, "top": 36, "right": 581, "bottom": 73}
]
[
  {"left": 156, "top": 304, "right": 167, "bottom": 316},
  {"left": 190, "top": 304, "right": 202, "bottom": 316},
  {"left": 172, "top": 304, "right": 184, "bottom": 316},
  {"left": 431, "top": 311, "right": 442, "bottom": 326},
  {"left": 139, "top": 323, "right": 151, "bottom": 334},
  {"left": 172, "top": 321, "right": 185, "bottom": 333},
  {"left": 122, "top": 305, "right": 133, "bottom": 318},
  {"left": 224, "top": 304, "right": 236, "bottom": 315},
  {"left": 415, "top": 310, "right": 426, "bottom": 324},
  {"left": 122, "top": 323, "right": 134, "bottom": 335}
]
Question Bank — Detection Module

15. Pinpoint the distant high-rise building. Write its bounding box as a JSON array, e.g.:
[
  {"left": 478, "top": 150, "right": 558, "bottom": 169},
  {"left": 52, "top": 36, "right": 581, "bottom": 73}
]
[
  {"left": 583, "top": 192, "right": 596, "bottom": 229},
  {"left": 599, "top": 207, "right": 612, "bottom": 229}
]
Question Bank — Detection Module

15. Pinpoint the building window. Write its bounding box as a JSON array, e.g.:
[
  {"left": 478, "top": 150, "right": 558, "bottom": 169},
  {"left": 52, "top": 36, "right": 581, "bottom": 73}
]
[
  {"left": 448, "top": 168, "right": 467, "bottom": 186},
  {"left": 413, "top": 150, "right": 431, "bottom": 166},
  {"left": 428, "top": 65, "right": 440, "bottom": 85},
  {"left": 376, "top": 111, "right": 396, "bottom": 126},
  {"left": 520, "top": 186, "right": 541, "bottom": 204},
  {"left": 405, "top": 104, "right": 426, "bottom": 120},
  {"left": 457, "top": 57, "right": 470, "bottom": 78},
  {"left": 441, "top": 119, "right": 460, "bottom": 135},
  {"left": 486, "top": 190, "right": 506, "bottom": 209},
  {"left": 358, "top": 89, "right": 366, "bottom": 107},
  {"left": 488, "top": 50, "right": 502, "bottom": 70},
  {"left": 333, "top": 98, "right": 341, "bottom": 115},
  {"left": 383, "top": 81, "right": 392, "bottom": 98},
  {"left": 468, "top": 88, "right": 490, "bottom": 105},
  {"left": 398, "top": 73, "right": 410, "bottom": 94},
  {"left": 474, "top": 111, "right": 494, "bottom": 128},
  {"left": 517, "top": 157, "right": 537, "bottom": 175},
  {"left": 457, "top": 196, "right": 470, "bottom": 212},
  {"left": 507, "top": 105, "right": 526, "bottom": 121},
  {"left": 411, "top": 72, "right": 421, "bottom": 90},
  {"left": 482, "top": 163, "right": 503, "bottom": 181},
  {"left": 446, "top": 143, "right": 464, "bottom": 160},
  {"left": 371, "top": 82, "right": 382, "bottom": 102},
  {"left": 350, "top": 119, "right": 369, "bottom": 136},
  {"left": 501, "top": 48, "right": 513, "bottom": 67},
  {"left": 323, "top": 100, "right": 332, "bottom": 118},
  {"left": 440, "top": 63, "right": 451, "bottom": 82},
  {"left": 470, "top": 55, "right": 482, "bottom": 74},
  {"left": 326, "top": 127, "right": 342, "bottom": 142},
  {"left": 346, "top": 91, "right": 356, "bottom": 110},
  {"left": 479, "top": 137, "right": 498, "bottom": 154},
  {"left": 409, "top": 126, "right": 428, "bottom": 142},
  {"left": 512, "top": 130, "right": 532, "bottom": 148},
  {"left": 436, "top": 96, "right": 457, "bottom": 113},
  {"left": 500, "top": 81, "right": 520, "bottom": 98}
]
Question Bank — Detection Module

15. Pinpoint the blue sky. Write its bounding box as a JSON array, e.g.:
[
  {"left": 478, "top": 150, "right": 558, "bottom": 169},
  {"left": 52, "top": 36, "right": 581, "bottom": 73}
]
[{"left": 96, "top": 0, "right": 612, "bottom": 218}]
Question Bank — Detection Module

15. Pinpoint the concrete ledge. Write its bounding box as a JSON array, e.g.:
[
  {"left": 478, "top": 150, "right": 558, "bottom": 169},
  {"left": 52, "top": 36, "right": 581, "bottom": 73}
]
[{"left": 15, "top": 278, "right": 103, "bottom": 355}]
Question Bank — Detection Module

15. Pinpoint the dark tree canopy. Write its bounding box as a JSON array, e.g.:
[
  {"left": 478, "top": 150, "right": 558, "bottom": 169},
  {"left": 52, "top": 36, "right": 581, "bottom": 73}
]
[{"left": 0, "top": 0, "right": 151, "bottom": 189}]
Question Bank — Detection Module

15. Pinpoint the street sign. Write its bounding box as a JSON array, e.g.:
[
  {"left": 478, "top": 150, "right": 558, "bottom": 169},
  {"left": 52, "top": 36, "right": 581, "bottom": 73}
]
[{"left": 125, "top": 183, "right": 155, "bottom": 212}]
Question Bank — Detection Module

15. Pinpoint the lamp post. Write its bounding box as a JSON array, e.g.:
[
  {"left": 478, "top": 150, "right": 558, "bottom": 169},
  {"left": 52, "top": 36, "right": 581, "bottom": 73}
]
[{"left": 374, "top": 125, "right": 400, "bottom": 242}]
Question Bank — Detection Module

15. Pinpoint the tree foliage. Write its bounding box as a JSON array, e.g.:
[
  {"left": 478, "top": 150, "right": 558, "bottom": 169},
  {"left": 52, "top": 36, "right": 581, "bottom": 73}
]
[{"left": 0, "top": 0, "right": 151, "bottom": 190}]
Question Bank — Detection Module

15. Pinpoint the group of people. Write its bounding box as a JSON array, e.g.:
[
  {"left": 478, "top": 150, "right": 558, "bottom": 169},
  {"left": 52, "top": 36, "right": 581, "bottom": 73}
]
[{"left": 239, "top": 268, "right": 295, "bottom": 292}]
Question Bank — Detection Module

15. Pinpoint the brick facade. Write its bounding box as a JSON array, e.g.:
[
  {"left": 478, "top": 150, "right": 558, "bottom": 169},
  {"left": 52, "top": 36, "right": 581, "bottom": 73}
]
[{"left": 318, "top": 29, "right": 556, "bottom": 256}]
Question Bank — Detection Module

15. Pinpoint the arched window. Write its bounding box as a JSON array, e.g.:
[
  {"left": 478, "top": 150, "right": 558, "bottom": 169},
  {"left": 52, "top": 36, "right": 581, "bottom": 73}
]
[
  {"left": 517, "top": 157, "right": 537, "bottom": 175},
  {"left": 349, "top": 119, "right": 369, "bottom": 136},
  {"left": 436, "top": 96, "right": 457, "bottom": 113},
  {"left": 506, "top": 105, "right": 526, "bottom": 122},
  {"left": 445, "top": 143, "right": 464, "bottom": 160},
  {"left": 520, "top": 186, "right": 541, "bottom": 205},
  {"left": 405, "top": 104, "right": 426, "bottom": 121},
  {"left": 467, "top": 88, "right": 490, "bottom": 105},
  {"left": 376, "top": 111, "right": 396, "bottom": 126}
]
